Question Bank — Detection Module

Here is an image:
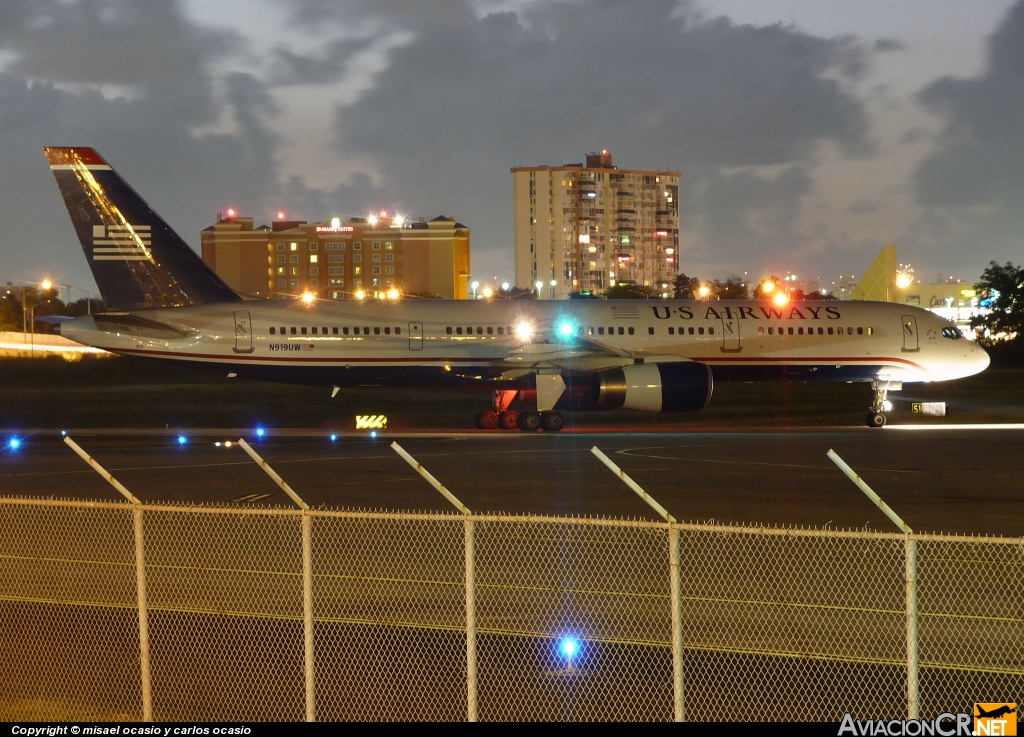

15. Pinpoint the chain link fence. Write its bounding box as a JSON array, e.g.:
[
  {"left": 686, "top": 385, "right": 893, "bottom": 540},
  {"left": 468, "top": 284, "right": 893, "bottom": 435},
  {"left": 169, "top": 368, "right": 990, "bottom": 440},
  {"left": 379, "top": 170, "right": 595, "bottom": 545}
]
[{"left": 0, "top": 497, "right": 1020, "bottom": 721}]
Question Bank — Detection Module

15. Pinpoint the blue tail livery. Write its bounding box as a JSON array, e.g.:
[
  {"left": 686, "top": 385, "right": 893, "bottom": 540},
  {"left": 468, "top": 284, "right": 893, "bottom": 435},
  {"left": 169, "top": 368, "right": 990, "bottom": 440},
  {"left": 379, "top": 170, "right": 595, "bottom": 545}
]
[{"left": 45, "top": 147, "right": 241, "bottom": 310}]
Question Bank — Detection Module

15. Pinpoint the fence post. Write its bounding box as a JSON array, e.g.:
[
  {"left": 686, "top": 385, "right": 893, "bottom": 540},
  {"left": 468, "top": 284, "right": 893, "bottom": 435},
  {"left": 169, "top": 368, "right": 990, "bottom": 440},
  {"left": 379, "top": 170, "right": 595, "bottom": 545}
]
[
  {"left": 390, "top": 442, "right": 477, "bottom": 722},
  {"left": 905, "top": 536, "right": 919, "bottom": 719},
  {"left": 63, "top": 437, "right": 153, "bottom": 722},
  {"left": 236, "top": 438, "right": 315, "bottom": 722},
  {"left": 669, "top": 525, "right": 685, "bottom": 722},
  {"left": 590, "top": 446, "right": 684, "bottom": 721},
  {"left": 827, "top": 449, "right": 917, "bottom": 719},
  {"left": 464, "top": 517, "right": 478, "bottom": 723}
]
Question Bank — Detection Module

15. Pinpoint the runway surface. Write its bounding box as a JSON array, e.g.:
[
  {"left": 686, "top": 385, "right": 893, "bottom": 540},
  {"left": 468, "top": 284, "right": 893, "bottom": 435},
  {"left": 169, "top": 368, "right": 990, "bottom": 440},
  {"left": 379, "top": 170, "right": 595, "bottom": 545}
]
[{"left": 3, "top": 426, "right": 1022, "bottom": 536}]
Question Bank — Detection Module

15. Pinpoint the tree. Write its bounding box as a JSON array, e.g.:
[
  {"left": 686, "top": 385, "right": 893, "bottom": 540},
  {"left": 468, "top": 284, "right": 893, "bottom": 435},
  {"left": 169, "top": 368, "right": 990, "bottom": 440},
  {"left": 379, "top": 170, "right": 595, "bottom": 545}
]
[
  {"left": 711, "top": 277, "right": 749, "bottom": 300},
  {"left": 672, "top": 273, "right": 701, "bottom": 300},
  {"left": 603, "top": 283, "right": 660, "bottom": 299},
  {"left": 504, "top": 286, "right": 536, "bottom": 300},
  {"left": 972, "top": 261, "right": 1024, "bottom": 355}
]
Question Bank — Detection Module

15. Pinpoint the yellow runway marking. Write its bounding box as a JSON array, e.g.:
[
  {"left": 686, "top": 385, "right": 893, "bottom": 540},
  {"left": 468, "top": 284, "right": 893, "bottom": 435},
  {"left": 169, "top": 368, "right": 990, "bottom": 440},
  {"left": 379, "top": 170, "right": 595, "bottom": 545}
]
[{"left": 232, "top": 493, "right": 272, "bottom": 503}]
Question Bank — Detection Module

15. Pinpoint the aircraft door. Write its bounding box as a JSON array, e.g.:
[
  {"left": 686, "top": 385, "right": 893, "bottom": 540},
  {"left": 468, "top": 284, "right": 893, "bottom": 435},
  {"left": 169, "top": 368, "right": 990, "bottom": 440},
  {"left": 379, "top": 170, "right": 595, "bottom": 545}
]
[
  {"left": 721, "top": 316, "right": 741, "bottom": 352},
  {"left": 901, "top": 315, "right": 919, "bottom": 352},
  {"left": 408, "top": 321, "right": 423, "bottom": 351},
  {"left": 233, "top": 310, "right": 254, "bottom": 354}
]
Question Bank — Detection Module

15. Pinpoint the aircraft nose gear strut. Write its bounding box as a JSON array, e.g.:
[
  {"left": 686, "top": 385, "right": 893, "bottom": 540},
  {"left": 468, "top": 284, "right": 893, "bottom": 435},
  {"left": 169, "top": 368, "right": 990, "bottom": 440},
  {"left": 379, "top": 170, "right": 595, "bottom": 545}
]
[{"left": 866, "top": 380, "right": 902, "bottom": 428}]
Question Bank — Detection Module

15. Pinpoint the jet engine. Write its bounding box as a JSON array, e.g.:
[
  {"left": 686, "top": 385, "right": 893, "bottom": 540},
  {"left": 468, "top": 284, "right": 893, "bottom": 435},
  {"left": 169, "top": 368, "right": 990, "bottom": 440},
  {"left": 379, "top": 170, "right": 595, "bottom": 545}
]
[{"left": 592, "top": 361, "right": 713, "bottom": 412}]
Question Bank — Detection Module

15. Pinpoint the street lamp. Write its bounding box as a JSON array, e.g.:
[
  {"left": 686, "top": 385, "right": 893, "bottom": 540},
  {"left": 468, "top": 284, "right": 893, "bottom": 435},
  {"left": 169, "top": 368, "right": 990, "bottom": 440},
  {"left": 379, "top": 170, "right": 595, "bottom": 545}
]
[
  {"left": 550, "top": 279, "right": 557, "bottom": 299},
  {"left": 471, "top": 281, "right": 480, "bottom": 300}
]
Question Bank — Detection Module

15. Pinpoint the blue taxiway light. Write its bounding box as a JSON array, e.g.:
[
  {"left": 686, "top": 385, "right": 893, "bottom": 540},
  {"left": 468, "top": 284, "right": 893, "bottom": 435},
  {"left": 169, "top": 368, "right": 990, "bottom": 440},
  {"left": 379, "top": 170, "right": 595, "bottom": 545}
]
[
  {"left": 8, "top": 437, "right": 21, "bottom": 450},
  {"left": 255, "top": 427, "right": 266, "bottom": 438},
  {"left": 558, "top": 637, "right": 581, "bottom": 659},
  {"left": 177, "top": 435, "right": 188, "bottom": 445},
  {"left": 60, "top": 430, "right": 67, "bottom": 437},
  {"left": 330, "top": 434, "right": 338, "bottom": 442},
  {"left": 370, "top": 431, "right": 378, "bottom": 439}
]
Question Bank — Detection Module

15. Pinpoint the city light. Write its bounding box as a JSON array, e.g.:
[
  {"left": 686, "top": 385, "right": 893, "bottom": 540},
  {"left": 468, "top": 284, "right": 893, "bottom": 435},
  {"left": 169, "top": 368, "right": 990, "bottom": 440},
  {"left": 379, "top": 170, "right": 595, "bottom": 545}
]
[
  {"left": 277, "top": 211, "right": 285, "bottom": 219},
  {"left": 514, "top": 320, "right": 535, "bottom": 342},
  {"left": 387, "top": 288, "right": 400, "bottom": 300},
  {"left": 761, "top": 280, "right": 775, "bottom": 294},
  {"left": 226, "top": 208, "right": 236, "bottom": 218},
  {"left": 368, "top": 214, "right": 379, "bottom": 226},
  {"left": 331, "top": 217, "right": 341, "bottom": 228},
  {"left": 896, "top": 273, "right": 913, "bottom": 289},
  {"left": 773, "top": 291, "right": 789, "bottom": 307},
  {"left": 355, "top": 289, "right": 366, "bottom": 300},
  {"left": 535, "top": 281, "right": 543, "bottom": 292},
  {"left": 41, "top": 279, "right": 53, "bottom": 291},
  {"left": 481, "top": 286, "right": 493, "bottom": 299},
  {"left": 301, "top": 291, "right": 315, "bottom": 305},
  {"left": 550, "top": 279, "right": 557, "bottom": 287},
  {"left": 501, "top": 282, "right": 510, "bottom": 291},
  {"left": 698, "top": 285, "right": 710, "bottom": 298},
  {"left": 393, "top": 215, "right": 404, "bottom": 227}
]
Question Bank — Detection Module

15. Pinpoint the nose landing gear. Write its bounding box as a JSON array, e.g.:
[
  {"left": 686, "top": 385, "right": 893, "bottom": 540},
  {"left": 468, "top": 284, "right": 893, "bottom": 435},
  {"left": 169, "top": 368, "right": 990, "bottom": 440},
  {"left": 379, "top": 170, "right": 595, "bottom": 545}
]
[{"left": 866, "top": 380, "right": 900, "bottom": 428}]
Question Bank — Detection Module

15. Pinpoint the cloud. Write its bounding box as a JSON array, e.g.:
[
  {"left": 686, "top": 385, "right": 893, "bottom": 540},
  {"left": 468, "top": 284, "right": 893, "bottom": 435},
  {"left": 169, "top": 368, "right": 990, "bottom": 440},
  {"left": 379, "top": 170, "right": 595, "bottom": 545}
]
[
  {"left": 910, "top": 0, "right": 1024, "bottom": 266},
  {"left": 329, "top": 0, "right": 872, "bottom": 280},
  {"left": 873, "top": 38, "right": 906, "bottom": 53}
]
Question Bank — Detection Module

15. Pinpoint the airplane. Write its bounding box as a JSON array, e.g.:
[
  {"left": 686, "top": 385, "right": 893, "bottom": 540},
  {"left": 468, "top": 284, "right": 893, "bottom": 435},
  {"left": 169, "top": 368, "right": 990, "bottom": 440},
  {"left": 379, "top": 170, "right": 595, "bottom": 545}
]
[{"left": 43, "top": 147, "right": 990, "bottom": 430}]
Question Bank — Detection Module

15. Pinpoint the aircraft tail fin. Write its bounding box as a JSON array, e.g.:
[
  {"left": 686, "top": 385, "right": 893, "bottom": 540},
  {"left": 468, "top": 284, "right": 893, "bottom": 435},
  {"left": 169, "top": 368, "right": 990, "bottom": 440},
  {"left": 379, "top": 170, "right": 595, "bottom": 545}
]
[
  {"left": 851, "top": 245, "right": 897, "bottom": 302},
  {"left": 45, "top": 147, "right": 241, "bottom": 310}
]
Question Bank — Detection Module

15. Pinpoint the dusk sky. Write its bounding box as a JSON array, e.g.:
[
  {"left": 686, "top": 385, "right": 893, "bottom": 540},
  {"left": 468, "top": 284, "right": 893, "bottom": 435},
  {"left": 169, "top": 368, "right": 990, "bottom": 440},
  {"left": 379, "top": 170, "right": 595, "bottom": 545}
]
[{"left": 2, "top": 0, "right": 1023, "bottom": 296}]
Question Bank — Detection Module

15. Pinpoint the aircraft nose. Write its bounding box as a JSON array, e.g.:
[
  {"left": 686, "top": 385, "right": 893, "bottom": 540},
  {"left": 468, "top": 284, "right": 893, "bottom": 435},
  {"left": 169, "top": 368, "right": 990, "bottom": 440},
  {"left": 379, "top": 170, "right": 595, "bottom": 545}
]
[{"left": 975, "top": 343, "right": 991, "bottom": 373}]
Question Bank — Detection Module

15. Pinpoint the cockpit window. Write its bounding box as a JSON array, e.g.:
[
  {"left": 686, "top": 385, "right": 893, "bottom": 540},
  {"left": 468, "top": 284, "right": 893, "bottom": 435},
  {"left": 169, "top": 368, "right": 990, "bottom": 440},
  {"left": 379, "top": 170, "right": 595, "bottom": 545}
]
[{"left": 941, "top": 327, "right": 962, "bottom": 340}]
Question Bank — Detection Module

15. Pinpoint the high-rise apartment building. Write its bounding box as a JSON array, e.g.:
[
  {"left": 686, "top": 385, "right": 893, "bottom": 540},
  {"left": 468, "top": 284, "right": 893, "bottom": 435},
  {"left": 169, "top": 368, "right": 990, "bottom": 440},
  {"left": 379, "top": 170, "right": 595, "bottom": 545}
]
[
  {"left": 201, "top": 212, "right": 471, "bottom": 300},
  {"left": 512, "top": 150, "right": 679, "bottom": 297}
]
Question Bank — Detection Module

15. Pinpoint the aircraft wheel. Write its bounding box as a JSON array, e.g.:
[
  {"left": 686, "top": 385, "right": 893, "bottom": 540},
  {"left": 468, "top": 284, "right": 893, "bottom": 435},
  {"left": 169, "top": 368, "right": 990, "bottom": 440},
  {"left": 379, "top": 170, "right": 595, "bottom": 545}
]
[
  {"left": 541, "top": 412, "right": 565, "bottom": 432},
  {"left": 517, "top": 411, "right": 542, "bottom": 432},
  {"left": 473, "top": 410, "right": 486, "bottom": 429},
  {"left": 478, "top": 410, "right": 500, "bottom": 430},
  {"left": 499, "top": 411, "right": 519, "bottom": 430},
  {"left": 866, "top": 412, "right": 887, "bottom": 428}
]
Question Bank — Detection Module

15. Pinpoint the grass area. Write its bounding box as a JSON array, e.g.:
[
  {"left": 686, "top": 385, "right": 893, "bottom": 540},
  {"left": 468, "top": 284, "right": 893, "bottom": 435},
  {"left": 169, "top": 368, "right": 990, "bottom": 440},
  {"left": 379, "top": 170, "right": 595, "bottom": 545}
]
[{"left": 0, "top": 354, "right": 1021, "bottom": 430}]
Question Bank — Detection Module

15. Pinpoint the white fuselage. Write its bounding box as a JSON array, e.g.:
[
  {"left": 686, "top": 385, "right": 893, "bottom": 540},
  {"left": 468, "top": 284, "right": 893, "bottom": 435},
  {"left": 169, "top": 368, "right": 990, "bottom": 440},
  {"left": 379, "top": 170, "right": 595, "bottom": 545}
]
[{"left": 59, "top": 298, "right": 989, "bottom": 388}]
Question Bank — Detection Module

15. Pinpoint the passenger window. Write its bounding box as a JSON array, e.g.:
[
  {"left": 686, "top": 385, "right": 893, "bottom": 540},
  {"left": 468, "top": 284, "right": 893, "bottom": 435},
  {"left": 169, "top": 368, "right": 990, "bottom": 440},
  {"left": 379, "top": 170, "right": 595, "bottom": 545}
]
[
  {"left": 497, "top": 327, "right": 504, "bottom": 335},
  {"left": 867, "top": 327, "right": 873, "bottom": 335},
  {"left": 487, "top": 327, "right": 493, "bottom": 335},
  {"left": 290, "top": 327, "right": 297, "bottom": 335},
  {"left": 847, "top": 327, "right": 853, "bottom": 335},
  {"left": 647, "top": 327, "right": 653, "bottom": 335},
  {"left": 798, "top": 327, "right": 804, "bottom": 335},
  {"left": 857, "top": 327, "right": 864, "bottom": 335},
  {"left": 363, "top": 327, "right": 370, "bottom": 335},
  {"left": 768, "top": 327, "right": 774, "bottom": 335},
  {"left": 628, "top": 327, "right": 634, "bottom": 335},
  {"left": 669, "top": 327, "right": 675, "bottom": 335},
  {"left": 323, "top": 327, "right": 328, "bottom": 334},
  {"left": 312, "top": 327, "right": 318, "bottom": 335},
  {"left": 608, "top": 326, "right": 614, "bottom": 334},
  {"left": 280, "top": 326, "right": 286, "bottom": 334},
  {"left": 457, "top": 327, "right": 463, "bottom": 335},
  {"left": 466, "top": 327, "right": 473, "bottom": 335},
  {"left": 270, "top": 327, "right": 276, "bottom": 335},
  {"left": 477, "top": 327, "right": 483, "bottom": 335},
  {"left": 837, "top": 327, "right": 843, "bottom": 335},
  {"left": 758, "top": 327, "right": 764, "bottom": 335},
  {"left": 301, "top": 327, "right": 308, "bottom": 335},
  {"left": 709, "top": 327, "right": 714, "bottom": 335},
  {"left": 384, "top": 327, "right": 391, "bottom": 335},
  {"left": 698, "top": 327, "right": 704, "bottom": 335},
  {"left": 446, "top": 327, "right": 452, "bottom": 335},
  {"left": 374, "top": 327, "right": 380, "bottom": 335},
  {"left": 818, "top": 327, "right": 824, "bottom": 335},
  {"left": 688, "top": 327, "right": 694, "bottom": 335},
  {"left": 618, "top": 327, "right": 624, "bottom": 335},
  {"left": 332, "top": 327, "right": 338, "bottom": 335},
  {"left": 343, "top": 327, "right": 349, "bottom": 335},
  {"left": 788, "top": 327, "right": 794, "bottom": 335},
  {"left": 598, "top": 327, "right": 605, "bottom": 335},
  {"left": 395, "top": 327, "right": 401, "bottom": 335},
  {"left": 828, "top": 327, "right": 834, "bottom": 335}
]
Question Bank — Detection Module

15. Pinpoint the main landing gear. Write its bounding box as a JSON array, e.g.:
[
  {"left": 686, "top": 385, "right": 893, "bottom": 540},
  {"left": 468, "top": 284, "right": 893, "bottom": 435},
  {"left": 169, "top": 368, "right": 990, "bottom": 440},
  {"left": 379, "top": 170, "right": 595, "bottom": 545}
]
[{"left": 472, "top": 390, "right": 565, "bottom": 432}]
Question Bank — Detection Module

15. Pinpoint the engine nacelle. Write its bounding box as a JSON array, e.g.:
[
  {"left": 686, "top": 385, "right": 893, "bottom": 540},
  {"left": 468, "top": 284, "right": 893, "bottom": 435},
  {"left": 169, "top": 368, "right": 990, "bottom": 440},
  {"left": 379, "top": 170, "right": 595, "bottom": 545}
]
[{"left": 592, "top": 361, "right": 713, "bottom": 412}]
